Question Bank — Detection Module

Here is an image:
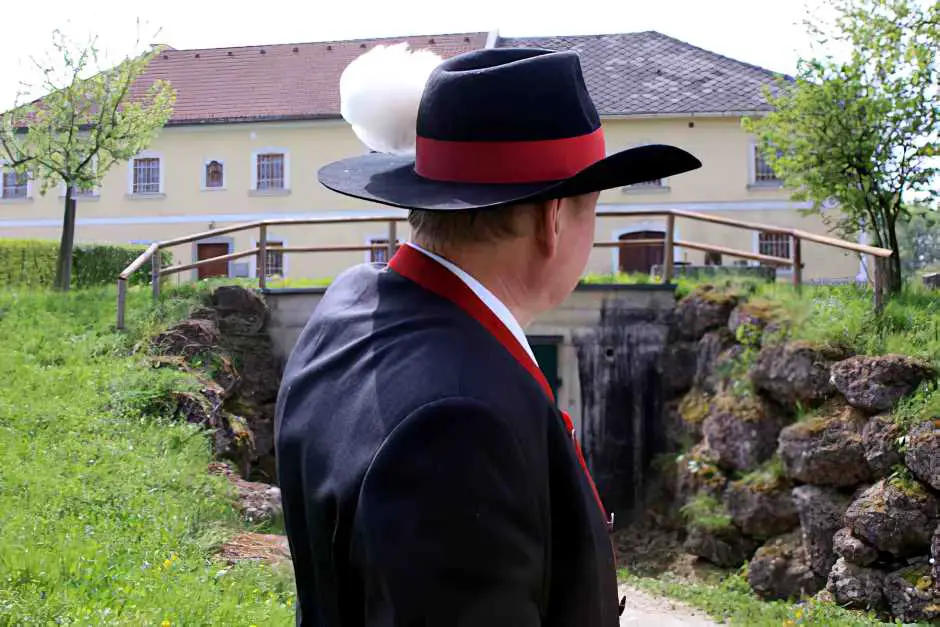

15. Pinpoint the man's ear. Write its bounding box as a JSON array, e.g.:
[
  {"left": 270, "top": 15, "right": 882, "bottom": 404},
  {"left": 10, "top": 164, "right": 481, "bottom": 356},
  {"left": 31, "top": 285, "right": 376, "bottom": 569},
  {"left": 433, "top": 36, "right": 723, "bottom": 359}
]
[{"left": 534, "top": 199, "right": 561, "bottom": 256}]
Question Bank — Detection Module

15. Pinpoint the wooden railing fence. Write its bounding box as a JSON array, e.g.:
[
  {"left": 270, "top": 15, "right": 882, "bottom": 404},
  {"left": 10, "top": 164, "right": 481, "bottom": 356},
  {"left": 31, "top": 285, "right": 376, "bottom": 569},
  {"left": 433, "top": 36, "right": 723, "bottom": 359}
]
[{"left": 115, "top": 209, "right": 894, "bottom": 330}]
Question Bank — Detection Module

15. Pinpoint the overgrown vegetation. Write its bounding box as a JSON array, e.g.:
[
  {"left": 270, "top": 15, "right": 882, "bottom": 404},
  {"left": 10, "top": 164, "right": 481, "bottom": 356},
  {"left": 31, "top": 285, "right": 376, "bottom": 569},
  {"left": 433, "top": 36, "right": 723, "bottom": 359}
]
[
  {"left": 0, "top": 283, "right": 294, "bottom": 624},
  {"left": 680, "top": 494, "right": 733, "bottom": 533},
  {"left": 0, "top": 238, "right": 172, "bottom": 289}
]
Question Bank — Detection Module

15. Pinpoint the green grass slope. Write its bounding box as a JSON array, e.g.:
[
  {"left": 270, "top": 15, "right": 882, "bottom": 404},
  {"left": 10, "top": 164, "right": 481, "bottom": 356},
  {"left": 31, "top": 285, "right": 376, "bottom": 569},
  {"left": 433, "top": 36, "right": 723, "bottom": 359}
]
[{"left": 0, "top": 285, "right": 294, "bottom": 625}]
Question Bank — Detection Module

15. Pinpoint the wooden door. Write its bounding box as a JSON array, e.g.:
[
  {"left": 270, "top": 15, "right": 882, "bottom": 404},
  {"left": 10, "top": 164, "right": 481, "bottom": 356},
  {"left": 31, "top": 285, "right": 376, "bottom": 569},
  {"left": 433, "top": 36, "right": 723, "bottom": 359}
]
[
  {"left": 618, "top": 231, "right": 665, "bottom": 274},
  {"left": 530, "top": 339, "right": 561, "bottom": 400},
  {"left": 196, "top": 242, "right": 230, "bottom": 279}
]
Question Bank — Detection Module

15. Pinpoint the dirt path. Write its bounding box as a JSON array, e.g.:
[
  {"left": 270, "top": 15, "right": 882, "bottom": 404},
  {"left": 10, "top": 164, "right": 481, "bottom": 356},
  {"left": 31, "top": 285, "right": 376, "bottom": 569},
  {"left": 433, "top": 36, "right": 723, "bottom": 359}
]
[{"left": 619, "top": 583, "right": 718, "bottom": 626}]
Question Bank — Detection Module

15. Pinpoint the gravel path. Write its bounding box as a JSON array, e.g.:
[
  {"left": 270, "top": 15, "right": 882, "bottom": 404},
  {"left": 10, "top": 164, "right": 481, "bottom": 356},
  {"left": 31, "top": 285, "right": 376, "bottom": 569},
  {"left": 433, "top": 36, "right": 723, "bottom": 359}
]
[{"left": 619, "top": 584, "right": 718, "bottom": 625}]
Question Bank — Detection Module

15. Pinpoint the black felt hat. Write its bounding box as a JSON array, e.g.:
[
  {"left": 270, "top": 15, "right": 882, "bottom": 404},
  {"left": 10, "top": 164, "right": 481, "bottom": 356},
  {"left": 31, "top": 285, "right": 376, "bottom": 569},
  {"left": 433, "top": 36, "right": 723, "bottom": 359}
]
[{"left": 318, "top": 46, "right": 701, "bottom": 211}]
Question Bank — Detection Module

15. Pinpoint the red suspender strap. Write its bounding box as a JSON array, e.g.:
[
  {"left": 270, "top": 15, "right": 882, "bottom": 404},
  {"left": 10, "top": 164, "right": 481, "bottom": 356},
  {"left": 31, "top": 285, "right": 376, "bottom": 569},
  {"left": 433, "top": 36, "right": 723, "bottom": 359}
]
[{"left": 388, "top": 245, "right": 609, "bottom": 525}]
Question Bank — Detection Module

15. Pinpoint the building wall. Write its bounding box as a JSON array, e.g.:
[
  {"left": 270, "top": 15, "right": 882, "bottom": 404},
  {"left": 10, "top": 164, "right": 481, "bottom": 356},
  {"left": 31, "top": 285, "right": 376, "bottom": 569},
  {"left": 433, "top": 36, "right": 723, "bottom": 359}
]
[{"left": 0, "top": 116, "right": 864, "bottom": 283}]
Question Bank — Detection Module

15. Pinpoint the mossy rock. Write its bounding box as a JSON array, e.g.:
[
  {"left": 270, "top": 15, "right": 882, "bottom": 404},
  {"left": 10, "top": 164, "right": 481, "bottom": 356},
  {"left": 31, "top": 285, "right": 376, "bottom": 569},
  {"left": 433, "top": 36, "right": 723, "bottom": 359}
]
[{"left": 679, "top": 389, "right": 711, "bottom": 426}]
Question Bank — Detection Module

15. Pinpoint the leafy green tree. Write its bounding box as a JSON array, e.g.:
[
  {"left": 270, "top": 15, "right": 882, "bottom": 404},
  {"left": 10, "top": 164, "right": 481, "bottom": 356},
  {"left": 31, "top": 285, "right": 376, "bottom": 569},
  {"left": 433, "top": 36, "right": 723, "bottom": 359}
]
[
  {"left": 898, "top": 202, "right": 940, "bottom": 277},
  {"left": 743, "top": 0, "right": 939, "bottom": 295},
  {"left": 0, "top": 26, "right": 175, "bottom": 290}
]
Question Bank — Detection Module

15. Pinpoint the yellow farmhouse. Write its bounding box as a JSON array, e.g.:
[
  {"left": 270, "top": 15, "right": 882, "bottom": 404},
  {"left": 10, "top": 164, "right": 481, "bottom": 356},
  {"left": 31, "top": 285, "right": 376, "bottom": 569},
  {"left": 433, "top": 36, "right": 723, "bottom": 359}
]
[{"left": 0, "top": 30, "right": 866, "bottom": 284}]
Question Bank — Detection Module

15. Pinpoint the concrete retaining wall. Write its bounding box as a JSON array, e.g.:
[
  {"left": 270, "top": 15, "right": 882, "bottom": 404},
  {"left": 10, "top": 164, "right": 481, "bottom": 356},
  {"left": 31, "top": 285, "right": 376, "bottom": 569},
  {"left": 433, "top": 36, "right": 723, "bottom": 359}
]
[{"left": 263, "top": 283, "right": 677, "bottom": 429}]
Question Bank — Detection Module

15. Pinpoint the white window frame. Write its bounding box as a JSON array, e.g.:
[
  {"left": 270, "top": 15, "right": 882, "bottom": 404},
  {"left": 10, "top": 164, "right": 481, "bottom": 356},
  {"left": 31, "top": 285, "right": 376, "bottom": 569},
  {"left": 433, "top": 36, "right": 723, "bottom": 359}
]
[
  {"left": 747, "top": 138, "right": 782, "bottom": 188},
  {"left": 250, "top": 148, "right": 290, "bottom": 194},
  {"left": 752, "top": 231, "right": 794, "bottom": 278},
  {"left": 202, "top": 158, "right": 226, "bottom": 191},
  {"left": 0, "top": 163, "right": 32, "bottom": 201},
  {"left": 127, "top": 151, "right": 165, "bottom": 197},
  {"left": 249, "top": 235, "right": 289, "bottom": 279}
]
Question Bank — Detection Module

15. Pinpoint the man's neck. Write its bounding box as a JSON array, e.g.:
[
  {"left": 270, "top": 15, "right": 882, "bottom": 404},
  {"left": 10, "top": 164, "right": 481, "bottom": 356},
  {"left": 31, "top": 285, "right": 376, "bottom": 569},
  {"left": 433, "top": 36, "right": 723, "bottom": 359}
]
[{"left": 411, "top": 239, "right": 539, "bottom": 327}]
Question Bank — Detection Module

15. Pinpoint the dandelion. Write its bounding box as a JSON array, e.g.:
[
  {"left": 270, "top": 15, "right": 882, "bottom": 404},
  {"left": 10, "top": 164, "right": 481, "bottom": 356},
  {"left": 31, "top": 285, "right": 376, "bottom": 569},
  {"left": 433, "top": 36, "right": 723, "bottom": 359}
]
[{"left": 161, "top": 620, "right": 171, "bottom": 627}]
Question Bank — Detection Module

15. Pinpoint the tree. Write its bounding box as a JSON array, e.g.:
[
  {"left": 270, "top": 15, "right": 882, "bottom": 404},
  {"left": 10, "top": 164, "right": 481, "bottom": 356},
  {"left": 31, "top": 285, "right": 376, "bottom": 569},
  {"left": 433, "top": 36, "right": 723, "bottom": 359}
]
[
  {"left": 898, "top": 202, "right": 940, "bottom": 277},
  {"left": 0, "top": 25, "right": 176, "bottom": 291},
  {"left": 743, "top": 0, "right": 939, "bottom": 295}
]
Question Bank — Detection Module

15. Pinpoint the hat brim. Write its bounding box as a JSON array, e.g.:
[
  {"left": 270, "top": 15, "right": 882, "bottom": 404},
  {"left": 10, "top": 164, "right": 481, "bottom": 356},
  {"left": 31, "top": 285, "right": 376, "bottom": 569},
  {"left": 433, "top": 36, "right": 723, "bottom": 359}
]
[{"left": 317, "top": 143, "right": 702, "bottom": 211}]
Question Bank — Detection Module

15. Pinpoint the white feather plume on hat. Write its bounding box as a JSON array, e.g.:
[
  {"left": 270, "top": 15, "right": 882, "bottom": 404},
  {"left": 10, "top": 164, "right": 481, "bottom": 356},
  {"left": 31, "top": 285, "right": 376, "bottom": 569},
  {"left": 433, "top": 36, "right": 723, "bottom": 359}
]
[{"left": 339, "top": 43, "right": 443, "bottom": 155}]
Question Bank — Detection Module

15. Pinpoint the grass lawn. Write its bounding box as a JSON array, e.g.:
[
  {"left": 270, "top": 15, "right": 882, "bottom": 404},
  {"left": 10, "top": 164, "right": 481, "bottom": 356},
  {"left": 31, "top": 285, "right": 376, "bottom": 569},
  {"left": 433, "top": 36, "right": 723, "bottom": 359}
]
[
  {"left": 0, "top": 284, "right": 295, "bottom": 625},
  {"left": 1, "top": 272, "right": 936, "bottom": 625}
]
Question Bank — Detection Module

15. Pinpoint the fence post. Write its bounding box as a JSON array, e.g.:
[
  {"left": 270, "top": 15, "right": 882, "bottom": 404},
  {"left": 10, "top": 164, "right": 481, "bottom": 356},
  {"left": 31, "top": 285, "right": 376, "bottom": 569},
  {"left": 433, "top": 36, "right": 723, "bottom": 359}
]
[
  {"left": 791, "top": 235, "right": 802, "bottom": 290},
  {"left": 873, "top": 255, "right": 884, "bottom": 314},
  {"left": 662, "top": 213, "right": 675, "bottom": 284},
  {"left": 116, "top": 278, "right": 127, "bottom": 331},
  {"left": 386, "top": 220, "right": 397, "bottom": 263},
  {"left": 151, "top": 249, "right": 161, "bottom": 301},
  {"left": 258, "top": 223, "right": 268, "bottom": 290}
]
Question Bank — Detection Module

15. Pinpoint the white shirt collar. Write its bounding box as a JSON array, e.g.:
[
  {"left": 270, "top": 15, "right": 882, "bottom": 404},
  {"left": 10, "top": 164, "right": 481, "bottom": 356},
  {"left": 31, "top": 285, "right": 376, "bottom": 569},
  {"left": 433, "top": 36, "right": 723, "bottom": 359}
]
[{"left": 404, "top": 241, "right": 537, "bottom": 365}]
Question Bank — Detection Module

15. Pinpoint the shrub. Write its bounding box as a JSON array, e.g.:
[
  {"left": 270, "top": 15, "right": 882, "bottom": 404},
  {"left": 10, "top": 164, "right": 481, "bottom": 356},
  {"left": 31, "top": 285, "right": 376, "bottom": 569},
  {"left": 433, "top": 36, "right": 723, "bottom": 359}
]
[{"left": 0, "top": 239, "right": 171, "bottom": 289}]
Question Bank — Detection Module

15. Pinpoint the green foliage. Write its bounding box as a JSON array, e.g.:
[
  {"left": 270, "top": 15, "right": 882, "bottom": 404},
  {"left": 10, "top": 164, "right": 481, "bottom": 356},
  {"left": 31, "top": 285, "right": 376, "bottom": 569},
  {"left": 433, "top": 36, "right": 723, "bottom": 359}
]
[
  {"left": 620, "top": 568, "right": 898, "bottom": 626},
  {"left": 680, "top": 493, "right": 733, "bottom": 533},
  {"left": 0, "top": 25, "right": 177, "bottom": 290},
  {"left": 0, "top": 285, "right": 294, "bottom": 624},
  {"left": 742, "top": 0, "right": 940, "bottom": 295},
  {"left": 0, "top": 239, "right": 59, "bottom": 288},
  {"left": 0, "top": 239, "right": 171, "bottom": 288},
  {"left": 892, "top": 382, "right": 940, "bottom": 432},
  {"left": 737, "top": 456, "right": 787, "bottom": 490},
  {"left": 897, "top": 202, "right": 940, "bottom": 278}
]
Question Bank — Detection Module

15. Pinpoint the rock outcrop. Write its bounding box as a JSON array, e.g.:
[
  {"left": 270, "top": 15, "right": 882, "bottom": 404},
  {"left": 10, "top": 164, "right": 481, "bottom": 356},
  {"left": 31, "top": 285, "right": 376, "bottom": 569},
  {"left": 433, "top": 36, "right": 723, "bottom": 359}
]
[
  {"left": 826, "top": 558, "right": 886, "bottom": 610},
  {"left": 702, "top": 394, "right": 787, "bottom": 472},
  {"left": 777, "top": 404, "right": 871, "bottom": 487},
  {"left": 724, "top": 475, "right": 798, "bottom": 540},
  {"left": 662, "top": 285, "right": 940, "bottom": 623},
  {"left": 843, "top": 478, "right": 939, "bottom": 559},
  {"left": 791, "top": 486, "right": 852, "bottom": 577},
  {"left": 905, "top": 419, "right": 940, "bottom": 491},
  {"left": 750, "top": 342, "right": 850, "bottom": 409},
  {"left": 882, "top": 564, "right": 940, "bottom": 623},
  {"left": 674, "top": 287, "right": 739, "bottom": 342},
  {"left": 830, "top": 355, "right": 936, "bottom": 414},
  {"left": 150, "top": 286, "right": 283, "bottom": 483},
  {"left": 862, "top": 414, "right": 903, "bottom": 479},
  {"left": 747, "top": 530, "right": 825, "bottom": 601}
]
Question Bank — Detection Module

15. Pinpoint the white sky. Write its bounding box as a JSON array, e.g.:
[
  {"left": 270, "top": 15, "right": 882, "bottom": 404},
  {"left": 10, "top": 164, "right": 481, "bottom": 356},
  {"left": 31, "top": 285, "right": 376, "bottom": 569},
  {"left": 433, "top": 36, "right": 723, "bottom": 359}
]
[{"left": 0, "top": 0, "right": 825, "bottom": 110}]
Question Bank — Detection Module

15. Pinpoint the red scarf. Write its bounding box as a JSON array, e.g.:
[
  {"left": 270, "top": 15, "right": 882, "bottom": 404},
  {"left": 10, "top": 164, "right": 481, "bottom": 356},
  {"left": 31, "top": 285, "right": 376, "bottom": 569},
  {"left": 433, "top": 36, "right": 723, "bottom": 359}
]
[{"left": 388, "top": 244, "right": 610, "bottom": 529}]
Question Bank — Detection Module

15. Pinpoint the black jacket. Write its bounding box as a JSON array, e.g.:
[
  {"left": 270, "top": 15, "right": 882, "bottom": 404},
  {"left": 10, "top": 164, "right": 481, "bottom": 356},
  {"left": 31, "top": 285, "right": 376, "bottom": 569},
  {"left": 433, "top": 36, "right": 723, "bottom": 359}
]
[{"left": 274, "top": 261, "right": 621, "bottom": 626}]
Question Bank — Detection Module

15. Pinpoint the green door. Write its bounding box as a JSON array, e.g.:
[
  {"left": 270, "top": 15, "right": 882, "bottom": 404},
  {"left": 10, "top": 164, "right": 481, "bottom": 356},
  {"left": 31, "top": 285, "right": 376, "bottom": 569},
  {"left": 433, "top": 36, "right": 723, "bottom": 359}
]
[{"left": 529, "top": 338, "right": 561, "bottom": 399}]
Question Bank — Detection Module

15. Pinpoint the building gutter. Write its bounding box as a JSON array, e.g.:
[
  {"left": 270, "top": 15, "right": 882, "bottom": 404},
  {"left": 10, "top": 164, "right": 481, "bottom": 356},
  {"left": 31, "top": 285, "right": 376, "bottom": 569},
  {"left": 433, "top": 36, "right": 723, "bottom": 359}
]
[{"left": 599, "top": 110, "right": 771, "bottom": 120}]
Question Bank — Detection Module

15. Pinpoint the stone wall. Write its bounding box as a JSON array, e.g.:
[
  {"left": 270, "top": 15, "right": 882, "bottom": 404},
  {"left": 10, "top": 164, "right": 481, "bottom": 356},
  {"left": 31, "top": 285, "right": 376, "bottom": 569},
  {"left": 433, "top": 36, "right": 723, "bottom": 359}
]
[{"left": 665, "top": 287, "right": 940, "bottom": 622}]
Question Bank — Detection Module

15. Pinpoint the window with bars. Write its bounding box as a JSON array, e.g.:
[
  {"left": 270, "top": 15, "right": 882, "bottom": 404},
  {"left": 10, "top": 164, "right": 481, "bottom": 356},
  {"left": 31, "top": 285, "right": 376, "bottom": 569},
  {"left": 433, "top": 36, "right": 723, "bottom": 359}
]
[
  {"left": 1, "top": 170, "right": 27, "bottom": 199},
  {"left": 205, "top": 160, "right": 224, "bottom": 188},
  {"left": 256, "top": 153, "right": 285, "bottom": 190},
  {"left": 753, "top": 149, "right": 781, "bottom": 183},
  {"left": 628, "top": 178, "right": 665, "bottom": 188},
  {"left": 370, "top": 238, "right": 402, "bottom": 264},
  {"left": 265, "top": 240, "right": 284, "bottom": 277},
  {"left": 758, "top": 232, "right": 791, "bottom": 260},
  {"left": 132, "top": 157, "right": 161, "bottom": 194}
]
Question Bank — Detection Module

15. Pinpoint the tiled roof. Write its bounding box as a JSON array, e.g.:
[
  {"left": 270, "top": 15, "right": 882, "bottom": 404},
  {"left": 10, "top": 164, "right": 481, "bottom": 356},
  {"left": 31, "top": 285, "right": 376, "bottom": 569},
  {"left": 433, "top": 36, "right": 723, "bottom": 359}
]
[
  {"left": 496, "top": 31, "right": 791, "bottom": 116},
  {"left": 132, "top": 33, "right": 489, "bottom": 125}
]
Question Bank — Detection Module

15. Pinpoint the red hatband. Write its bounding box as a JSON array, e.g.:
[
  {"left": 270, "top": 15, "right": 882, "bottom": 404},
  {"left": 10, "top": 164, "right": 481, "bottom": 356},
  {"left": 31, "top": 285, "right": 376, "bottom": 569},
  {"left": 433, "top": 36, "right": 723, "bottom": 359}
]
[{"left": 414, "top": 127, "right": 606, "bottom": 184}]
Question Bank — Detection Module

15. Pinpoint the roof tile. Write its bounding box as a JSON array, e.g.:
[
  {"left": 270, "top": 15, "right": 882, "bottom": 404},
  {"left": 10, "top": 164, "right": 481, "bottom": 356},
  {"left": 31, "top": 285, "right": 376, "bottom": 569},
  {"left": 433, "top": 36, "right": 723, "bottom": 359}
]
[
  {"left": 496, "top": 31, "right": 791, "bottom": 116},
  {"left": 132, "top": 33, "right": 489, "bottom": 125}
]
